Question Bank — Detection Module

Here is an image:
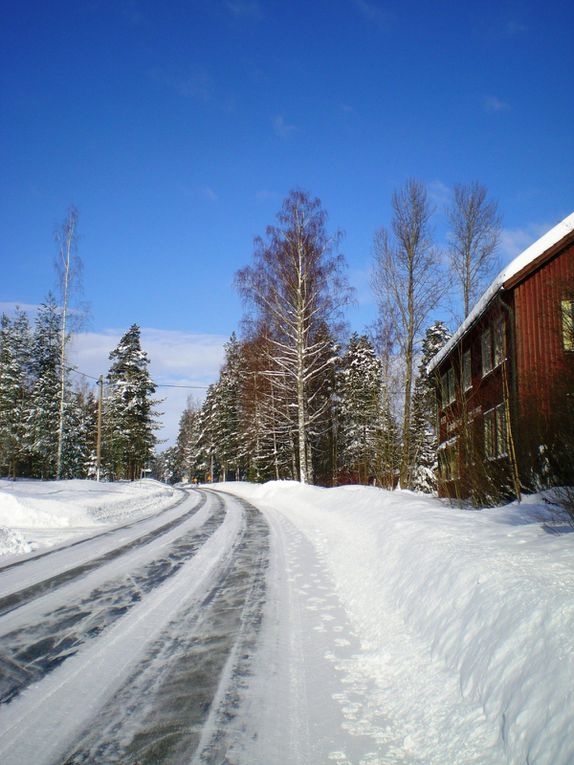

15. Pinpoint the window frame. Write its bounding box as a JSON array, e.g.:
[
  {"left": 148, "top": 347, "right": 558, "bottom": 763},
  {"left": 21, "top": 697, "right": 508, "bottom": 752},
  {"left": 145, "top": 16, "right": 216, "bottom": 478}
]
[
  {"left": 561, "top": 299, "right": 574, "bottom": 351},
  {"left": 481, "top": 328, "right": 493, "bottom": 377},
  {"left": 462, "top": 349, "right": 472, "bottom": 392},
  {"left": 439, "top": 437, "right": 459, "bottom": 481},
  {"left": 441, "top": 366, "right": 456, "bottom": 408},
  {"left": 484, "top": 403, "right": 508, "bottom": 460},
  {"left": 493, "top": 318, "right": 506, "bottom": 368}
]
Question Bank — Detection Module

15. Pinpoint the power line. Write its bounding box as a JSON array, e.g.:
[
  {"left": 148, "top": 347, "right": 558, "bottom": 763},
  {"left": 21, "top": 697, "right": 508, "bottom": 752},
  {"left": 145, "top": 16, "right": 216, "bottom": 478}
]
[
  {"left": 64, "top": 365, "right": 209, "bottom": 389},
  {"left": 64, "top": 365, "right": 99, "bottom": 382},
  {"left": 155, "top": 383, "right": 209, "bottom": 389}
]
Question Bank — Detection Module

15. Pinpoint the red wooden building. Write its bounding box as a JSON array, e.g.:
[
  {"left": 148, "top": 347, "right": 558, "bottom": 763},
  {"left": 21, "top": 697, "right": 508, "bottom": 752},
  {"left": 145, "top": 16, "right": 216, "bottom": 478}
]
[{"left": 428, "top": 212, "right": 574, "bottom": 501}]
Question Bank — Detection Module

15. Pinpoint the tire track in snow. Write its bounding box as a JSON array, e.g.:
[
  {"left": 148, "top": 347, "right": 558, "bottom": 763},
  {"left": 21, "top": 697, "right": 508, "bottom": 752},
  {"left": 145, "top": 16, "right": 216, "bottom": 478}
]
[
  {"left": 0, "top": 490, "right": 226, "bottom": 704},
  {"left": 0, "top": 491, "right": 247, "bottom": 765},
  {"left": 56, "top": 491, "right": 270, "bottom": 765},
  {"left": 0, "top": 487, "right": 189, "bottom": 575},
  {"left": 0, "top": 489, "right": 202, "bottom": 616}
]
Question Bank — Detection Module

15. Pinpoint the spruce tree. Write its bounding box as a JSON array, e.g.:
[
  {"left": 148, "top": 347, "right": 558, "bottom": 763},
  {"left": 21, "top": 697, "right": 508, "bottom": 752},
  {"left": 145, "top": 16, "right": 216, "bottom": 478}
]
[
  {"left": 0, "top": 311, "right": 32, "bottom": 477},
  {"left": 60, "top": 385, "right": 97, "bottom": 479},
  {"left": 153, "top": 446, "right": 180, "bottom": 484},
  {"left": 409, "top": 321, "right": 451, "bottom": 493},
  {"left": 27, "top": 295, "right": 62, "bottom": 478},
  {"left": 309, "top": 324, "right": 339, "bottom": 487},
  {"left": 338, "top": 333, "right": 385, "bottom": 484},
  {"left": 176, "top": 398, "right": 202, "bottom": 482},
  {"left": 196, "top": 382, "right": 220, "bottom": 482},
  {"left": 378, "top": 380, "right": 401, "bottom": 489},
  {"left": 103, "top": 325, "right": 160, "bottom": 480},
  {"left": 213, "top": 333, "right": 245, "bottom": 480}
]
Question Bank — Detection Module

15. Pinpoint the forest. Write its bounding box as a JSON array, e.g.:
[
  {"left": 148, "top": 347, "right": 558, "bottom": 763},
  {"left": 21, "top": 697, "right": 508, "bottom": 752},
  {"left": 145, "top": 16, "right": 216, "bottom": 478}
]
[
  {"left": 157, "top": 181, "right": 501, "bottom": 493},
  {"left": 0, "top": 180, "right": 502, "bottom": 494}
]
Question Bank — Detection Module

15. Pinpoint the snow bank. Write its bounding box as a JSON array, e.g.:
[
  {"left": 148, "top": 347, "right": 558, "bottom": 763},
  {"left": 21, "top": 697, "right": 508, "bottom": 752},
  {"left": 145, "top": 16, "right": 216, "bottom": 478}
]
[
  {"left": 219, "top": 481, "right": 574, "bottom": 765},
  {"left": 0, "top": 479, "right": 177, "bottom": 557},
  {"left": 0, "top": 527, "right": 31, "bottom": 556}
]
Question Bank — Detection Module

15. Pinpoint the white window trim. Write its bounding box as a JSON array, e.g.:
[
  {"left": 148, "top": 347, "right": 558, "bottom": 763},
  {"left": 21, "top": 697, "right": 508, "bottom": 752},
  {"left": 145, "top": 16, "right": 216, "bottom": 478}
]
[
  {"left": 462, "top": 349, "right": 472, "bottom": 391},
  {"left": 481, "top": 328, "right": 493, "bottom": 377},
  {"left": 562, "top": 299, "right": 574, "bottom": 351},
  {"left": 484, "top": 403, "right": 508, "bottom": 460}
]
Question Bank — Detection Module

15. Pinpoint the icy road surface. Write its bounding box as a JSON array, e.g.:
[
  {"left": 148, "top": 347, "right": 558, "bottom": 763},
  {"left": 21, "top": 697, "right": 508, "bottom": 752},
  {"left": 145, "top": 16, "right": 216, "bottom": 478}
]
[
  {"left": 0, "top": 488, "right": 269, "bottom": 765},
  {"left": 3, "top": 480, "right": 570, "bottom": 764}
]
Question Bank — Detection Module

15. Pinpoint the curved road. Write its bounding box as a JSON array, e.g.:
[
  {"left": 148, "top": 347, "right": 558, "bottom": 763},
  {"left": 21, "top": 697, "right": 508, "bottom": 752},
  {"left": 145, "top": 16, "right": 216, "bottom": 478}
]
[{"left": 0, "top": 488, "right": 270, "bottom": 765}]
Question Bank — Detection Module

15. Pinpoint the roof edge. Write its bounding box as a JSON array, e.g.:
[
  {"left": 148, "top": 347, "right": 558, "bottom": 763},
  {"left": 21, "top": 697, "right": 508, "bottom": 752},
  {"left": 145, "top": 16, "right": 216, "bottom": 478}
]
[{"left": 428, "top": 211, "right": 574, "bottom": 373}]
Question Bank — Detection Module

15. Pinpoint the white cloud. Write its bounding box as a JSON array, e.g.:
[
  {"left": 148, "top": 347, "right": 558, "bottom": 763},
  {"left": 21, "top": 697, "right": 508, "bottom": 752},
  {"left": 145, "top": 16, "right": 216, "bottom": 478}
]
[
  {"left": 484, "top": 95, "right": 511, "bottom": 113},
  {"left": 68, "top": 329, "right": 227, "bottom": 447},
  {"left": 499, "top": 222, "right": 551, "bottom": 262},
  {"left": 273, "top": 114, "right": 297, "bottom": 139},
  {"left": 0, "top": 301, "right": 40, "bottom": 316},
  {"left": 427, "top": 179, "right": 452, "bottom": 210}
]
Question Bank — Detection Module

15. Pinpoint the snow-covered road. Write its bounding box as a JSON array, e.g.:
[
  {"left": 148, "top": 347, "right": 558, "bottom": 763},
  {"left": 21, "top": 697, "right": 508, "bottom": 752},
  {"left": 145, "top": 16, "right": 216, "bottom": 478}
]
[
  {"left": 0, "top": 488, "right": 270, "bottom": 764},
  {"left": 1, "top": 479, "right": 573, "bottom": 764}
]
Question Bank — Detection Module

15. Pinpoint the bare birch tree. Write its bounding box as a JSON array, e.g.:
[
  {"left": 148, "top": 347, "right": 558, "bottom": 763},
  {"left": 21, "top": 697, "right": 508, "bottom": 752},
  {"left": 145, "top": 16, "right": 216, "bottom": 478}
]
[
  {"left": 55, "top": 206, "right": 81, "bottom": 479},
  {"left": 236, "top": 190, "right": 352, "bottom": 484},
  {"left": 447, "top": 182, "right": 501, "bottom": 318},
  {"left": 372, "top": 179, "right": 444, "bottom": 488}
]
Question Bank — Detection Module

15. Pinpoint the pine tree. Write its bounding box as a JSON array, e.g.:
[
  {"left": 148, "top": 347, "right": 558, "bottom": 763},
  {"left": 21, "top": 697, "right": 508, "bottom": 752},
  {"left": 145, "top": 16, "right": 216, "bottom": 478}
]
[
  {"left": 176, "top": 398, "right": 202, "bottom": 481},
  {"left": 308, "top": 324, "right": 339, "bottom": 487},
  {"left": 212, "top": 333, "right": 245, "bottom": 480},
  {"left": 378, "top": 380, "right": 401, "bottom": 489},
  {"left": 26, "top": 295, "right": 62, "bottom": 478},
  {"left": 0, "top": 311, "right": 32, "bottom": 477},
  {"left": 338, "top": 333, "right": 385, "bottom": 484},
  {"left": 196, "top": 383, "right": 220, "bottom": 482},
  {"left": 153, "top": 446, "right": 180, "bottom": 484},
  {"left": 103, "top": 325, "right": 160, "bottom": 480},
  {"left": 60, "top": 384, "right": 97, "bottom": 479},
  {"left": 409, "top": 321, "right": 451, "bottom": 493}
]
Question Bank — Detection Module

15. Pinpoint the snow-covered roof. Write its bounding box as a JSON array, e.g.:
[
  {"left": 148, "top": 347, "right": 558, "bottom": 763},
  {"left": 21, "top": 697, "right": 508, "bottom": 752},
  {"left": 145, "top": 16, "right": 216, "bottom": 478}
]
[{"left": 428, "top": 211, "right": 574, "bottom": 373}]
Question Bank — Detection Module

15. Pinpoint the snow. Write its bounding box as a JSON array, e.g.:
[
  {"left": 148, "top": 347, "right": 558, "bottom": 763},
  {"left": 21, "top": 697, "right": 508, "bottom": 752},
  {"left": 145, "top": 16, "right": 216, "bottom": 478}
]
[
  {"left": 428, "top": 210, "right": 574, "bottom": 372},
  {"left": 0, "top": 478, "right": 178, "bottom": 556},
  {"left": 218, "top": 480, "right": 574, "bottom": 765},
  {"left": 1, "top": 478, "right": 573, "bottom": 764},
  {"left": 0, "top": 491, "right": 243, "bottom": 765}
]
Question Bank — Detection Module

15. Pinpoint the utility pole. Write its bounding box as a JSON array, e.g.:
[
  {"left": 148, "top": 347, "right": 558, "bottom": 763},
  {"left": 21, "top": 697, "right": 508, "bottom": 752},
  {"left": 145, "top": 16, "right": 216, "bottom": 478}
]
[{"left": 96, "top": 375, "right": 103, "bottom": 482}]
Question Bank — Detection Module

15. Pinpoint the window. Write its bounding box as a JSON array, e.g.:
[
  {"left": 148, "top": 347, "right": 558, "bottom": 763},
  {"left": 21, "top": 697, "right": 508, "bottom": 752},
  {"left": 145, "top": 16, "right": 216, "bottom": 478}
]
[
  {"left": 562, "top": 299, "right": 574, "bottom": 351},
  {"left": 462, "top": 350, "right": 472, "bottom": 391},
  {"left": 481, "top": 328, "right": 493, "bottom": 376},
  {"left": 439, "top": 438, "right": 459, "bottom": 481},
  {"left": 441, "top": 367, "right": 456, "bottom": 407},
  {"left": 484, "top": 403, "right": 508, "bottom": 459},
  {"left": 482, "top": 319, "right": 506, "bottom": 375},
  {"left": 493, "top": 319, "right": 505, "bottom": 367}
]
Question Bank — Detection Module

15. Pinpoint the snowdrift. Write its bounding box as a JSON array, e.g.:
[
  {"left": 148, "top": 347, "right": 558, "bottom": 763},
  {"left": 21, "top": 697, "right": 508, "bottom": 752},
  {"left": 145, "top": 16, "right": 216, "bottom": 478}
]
[
  {"left": 0, "top": 479, "right": 178, "bottom": 556},
  {"left": 221, "top": 481, "right": 574, "bottom": 765}
]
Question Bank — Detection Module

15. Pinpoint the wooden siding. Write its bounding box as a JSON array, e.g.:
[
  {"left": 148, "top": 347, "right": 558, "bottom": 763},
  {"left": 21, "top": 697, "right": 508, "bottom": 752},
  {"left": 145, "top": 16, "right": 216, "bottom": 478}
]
[
  {"left": 513, "top": 241, "right": 574, "bottom": 416},
  {"left": 432, "top": 229, "right": 574, "bottom": 499}
]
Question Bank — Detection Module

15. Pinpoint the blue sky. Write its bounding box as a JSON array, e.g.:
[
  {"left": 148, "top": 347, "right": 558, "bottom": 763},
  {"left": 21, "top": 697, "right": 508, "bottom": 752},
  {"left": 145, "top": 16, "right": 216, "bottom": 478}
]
[{"left": 1, "top": 0, "right": 573, "bottom": 443}]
